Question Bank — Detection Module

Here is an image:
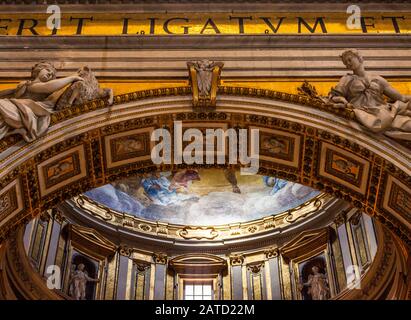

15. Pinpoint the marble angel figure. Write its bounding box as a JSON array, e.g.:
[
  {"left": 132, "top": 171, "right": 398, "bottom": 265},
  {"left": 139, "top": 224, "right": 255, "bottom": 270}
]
[
  {"left": 327, "top": 49, "right": 411, "bottom": 140},
  {"left": 0, "top": 61, "right": 84, "bottom": 142}
]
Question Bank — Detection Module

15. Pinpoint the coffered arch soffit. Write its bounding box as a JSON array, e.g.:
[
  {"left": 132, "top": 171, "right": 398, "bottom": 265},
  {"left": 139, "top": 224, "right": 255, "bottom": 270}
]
[{"left": 0, "top": 88, "right": 409, "bottom": 246}]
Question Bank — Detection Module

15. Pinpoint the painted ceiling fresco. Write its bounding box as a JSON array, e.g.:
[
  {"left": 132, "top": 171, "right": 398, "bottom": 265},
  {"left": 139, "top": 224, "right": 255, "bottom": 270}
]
[{"left": 85, "top": 169, "right": 320, "bottom": 225}]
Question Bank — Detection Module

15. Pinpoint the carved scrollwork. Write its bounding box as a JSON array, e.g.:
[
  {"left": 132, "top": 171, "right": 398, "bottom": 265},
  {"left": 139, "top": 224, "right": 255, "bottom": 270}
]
[
  {"left": 178, "top": 226, "right": 219, "bottom": 240},
  {"left": 229, "top": 254, "right": 244, "bottom": 266},
  {"left": 52, "top": 208, "right": 65, "bottom": 223},
  {"left": 247, "top": 225, "right": 258, "bottom": 233},
  {"left": 75, "top": 195, "right": 113, "bottom": 221},
  {"left": 284, "top": 196, "right": 323, "bottom": 223},
  {"left": 156, "top": 224, "right": 168, "bottom": 235},
  {"left": 118, "top": 245, "right": 133, "bottom": 257},
  {"left": 247, "top": 263, "right": 263, "bottom": 274},
  {"left": 264, "top": 247, "right": 279, "bottom": 259},
  {"left": 334, "top": 211, "right": 347, "bottom": 227},
  {"left": 135, "top": 262, "right": 150, "bottom": 274},
  {"left": 153, "top": 252, "right": 167, "bottom": 265},
  {"left": 297, "top": 80, "right": 325, "bottom": 104},
  {"left": 350, "top": 211, "right": 362, "bottom": 226},
  {"left": 138, "top": 223, "right": 152, "bottom": 232}
]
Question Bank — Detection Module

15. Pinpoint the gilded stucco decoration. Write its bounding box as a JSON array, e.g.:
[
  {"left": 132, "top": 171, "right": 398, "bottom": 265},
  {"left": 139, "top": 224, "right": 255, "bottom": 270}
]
[{"left": 187, "top": 60, "right": 223, "bottom": 108}]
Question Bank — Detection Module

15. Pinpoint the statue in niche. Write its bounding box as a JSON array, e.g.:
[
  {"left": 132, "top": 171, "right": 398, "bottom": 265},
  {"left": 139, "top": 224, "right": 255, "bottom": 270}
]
[
  {"left": 69, "top": 263, "right": 99, "bottom": 300},
  {"left": 326, "top": 49, "right": 411, "bottom": 141},
  {"left": 0, "top": 62, "right": 113, "bottom": 142},
  {"left": 298, "top": 266, "right": 330, "bottom": 300}
]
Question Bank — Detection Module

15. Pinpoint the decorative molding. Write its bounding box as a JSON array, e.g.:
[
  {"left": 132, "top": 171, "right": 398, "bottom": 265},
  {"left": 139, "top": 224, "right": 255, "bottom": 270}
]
[
  {"left": 68, "top": 224, "right": 117, "bottom": 260},
  {"left": 153, "top": 252, "right": 167, "bottom": 264},
  {"left": 229, "top": 254, "right": 245, "bottom": 266},
  {"left": 70, "top": 193, "right": 329, "bottom": 243},
  {"left": 334, "top": 210, "right": 347, "bottom": 227},
  {"left": 118, "top": 245, "right": 134, "bottom": 257},
  {"left": 281, "top": 227, "right": 329, "bottom": 261},
  {"left": 264, "top": 247, "right": 279, "bottom": 259},
  {"left": 247, "top": 263, "right": 264, "bottom": 274},
  {"left": 169, "top": 253, "right": 227, "bottom": 274},
  {"left": 2, "top": 35, "right": 411, "bottom": 51},
  {"left": 178, "top": 226, "right": 219, "bottom": 240}
]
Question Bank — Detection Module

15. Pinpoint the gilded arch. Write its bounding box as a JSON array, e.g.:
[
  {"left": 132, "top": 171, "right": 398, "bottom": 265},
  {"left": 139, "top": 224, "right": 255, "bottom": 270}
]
[{"left": 0, "top": 86, "right": 409, "bottom": 248}]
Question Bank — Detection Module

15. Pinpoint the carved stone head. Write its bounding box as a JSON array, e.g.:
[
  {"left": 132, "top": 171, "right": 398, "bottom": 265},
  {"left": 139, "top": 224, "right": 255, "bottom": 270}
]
[
  {"left": 340, "top": 49, "right": 364, "bottom": 68},
  {"left": 31, "top": 61, "right": 57, "bottom": 82}
]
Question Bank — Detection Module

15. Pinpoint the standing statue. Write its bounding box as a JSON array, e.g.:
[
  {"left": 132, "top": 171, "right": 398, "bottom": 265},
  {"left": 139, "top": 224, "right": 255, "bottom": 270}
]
[
  {"left": 299, "top": 266, "right": 330, "bottom": 300},
  {"left": 69, "top": 263, "right": 99, "bottom": 300},
  {"left": 0, "top": 62, "right": 113, "bottom": 142},
  {"left": 327, "top": 49, "right": 411, "bottom": 140}
]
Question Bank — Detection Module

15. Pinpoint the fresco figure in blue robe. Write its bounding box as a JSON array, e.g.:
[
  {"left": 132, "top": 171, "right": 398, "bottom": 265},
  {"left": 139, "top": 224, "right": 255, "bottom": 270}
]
[
  {"left": 263, "top": 176, "right": 288, "bottom": 195},
  {"left": 141, "top": 173, "right": 177, "bottom": 205}
]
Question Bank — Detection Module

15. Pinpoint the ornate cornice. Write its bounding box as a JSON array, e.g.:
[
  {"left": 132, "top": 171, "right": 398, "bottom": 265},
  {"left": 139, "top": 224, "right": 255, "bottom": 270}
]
[
  {"left": 69, "top": 193, "right": 331, "bottom": 243},
  {"left": 1, "top": 35, "right": 411, "bottom": 51},
  {"left": 1, "top": 0, "right": 407, "bottom": 6}
]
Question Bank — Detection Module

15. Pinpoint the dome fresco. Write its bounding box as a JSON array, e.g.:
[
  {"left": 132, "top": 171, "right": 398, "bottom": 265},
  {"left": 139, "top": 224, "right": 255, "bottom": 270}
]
[{"left": 84, "top": 168, "right": 320, "bottom": 225}]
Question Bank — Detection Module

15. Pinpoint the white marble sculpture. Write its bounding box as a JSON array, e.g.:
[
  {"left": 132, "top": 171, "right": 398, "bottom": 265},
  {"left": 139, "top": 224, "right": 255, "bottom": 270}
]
[
  {"left": 69, "top": 263, "right": 99, "bottom": 300},
  {"left": 299, "top": 266, "right": 330, "bottom": 300},
  {"left": 327, "top": 49, "right": 411, "bottom": 141},
  {"left": 0, "top": 62, "right": 113, "bottom": 142},
  {"left": 0, "top": 62, "right": 84, "bottom": 142}
]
